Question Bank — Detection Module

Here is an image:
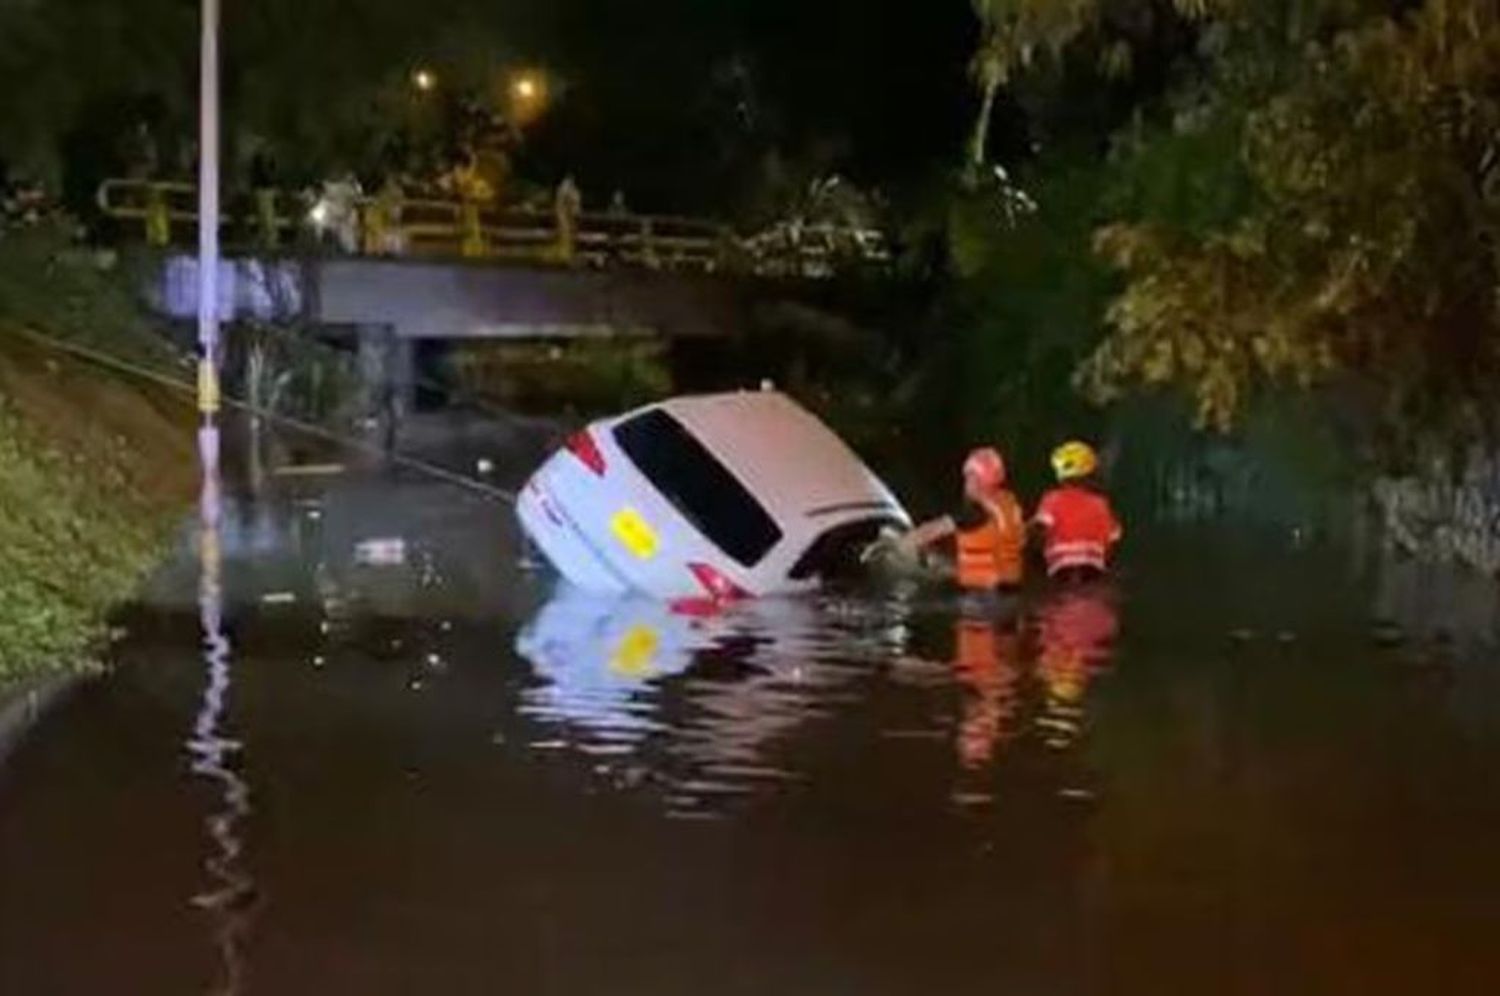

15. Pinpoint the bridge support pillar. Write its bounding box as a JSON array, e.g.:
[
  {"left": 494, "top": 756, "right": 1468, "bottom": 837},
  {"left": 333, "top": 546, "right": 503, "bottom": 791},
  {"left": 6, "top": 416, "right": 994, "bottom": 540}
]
[{"left": 357, "top": 325, "right": 414, "bottom": 450}]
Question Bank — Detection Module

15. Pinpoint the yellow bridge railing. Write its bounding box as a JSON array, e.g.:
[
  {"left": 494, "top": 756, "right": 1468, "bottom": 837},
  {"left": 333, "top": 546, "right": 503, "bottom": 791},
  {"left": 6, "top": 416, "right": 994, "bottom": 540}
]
[{"left": 96, "top": 179, "right": 888, "bottom": 277}]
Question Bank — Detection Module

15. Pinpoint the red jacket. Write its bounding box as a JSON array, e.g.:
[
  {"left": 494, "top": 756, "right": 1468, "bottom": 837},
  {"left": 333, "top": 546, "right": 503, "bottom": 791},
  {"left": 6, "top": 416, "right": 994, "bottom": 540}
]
[{"left": 1035, "top": 485, "right": 1121, "bottom": 575}]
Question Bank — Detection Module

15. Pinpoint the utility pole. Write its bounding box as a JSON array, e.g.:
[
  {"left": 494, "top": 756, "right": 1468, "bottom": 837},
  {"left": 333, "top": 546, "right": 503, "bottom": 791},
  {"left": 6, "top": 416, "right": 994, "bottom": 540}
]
[
  {"left": 189, "top": 9, "right": 250, "bottom": 986},
  {"left": 197, "top": 0, "right": 221, "bottom": 415}
]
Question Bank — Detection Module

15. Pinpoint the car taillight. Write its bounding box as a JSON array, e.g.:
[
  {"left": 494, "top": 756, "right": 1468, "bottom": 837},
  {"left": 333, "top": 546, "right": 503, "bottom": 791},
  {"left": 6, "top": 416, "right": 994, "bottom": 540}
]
[
  {"left": 564, "top": 429, "right": 606, "bottom": 476},
  {"left": 688, "top": 562, "right": 748, "bottom": 603}
]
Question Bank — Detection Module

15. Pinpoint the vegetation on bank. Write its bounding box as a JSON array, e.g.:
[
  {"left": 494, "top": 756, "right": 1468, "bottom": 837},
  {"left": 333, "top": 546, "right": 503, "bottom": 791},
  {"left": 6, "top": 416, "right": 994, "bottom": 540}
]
[
  {"left": 449, "top": 338, "right": 672, "bottom": 415},
  {"left": 761, "top": 0, "right": 1497, "bottom": 540},
  {"left": 0, "top": 224, "right": 194, "bottom": 685},
  {"left": 951, "top": 0, "right": 1500, "bottom": 448}
]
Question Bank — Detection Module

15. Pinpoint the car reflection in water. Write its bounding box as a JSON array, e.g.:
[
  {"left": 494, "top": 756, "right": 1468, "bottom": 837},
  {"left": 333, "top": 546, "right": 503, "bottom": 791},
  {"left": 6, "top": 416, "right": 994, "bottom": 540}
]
[
  {"left": 515, "top": 585, "right": 911, "bottom": 817},
  {"left": 516, "top": 580, "right": 1121, "bottom": 817},
  {"left": 515, "top": 587, "right": 703, "bottom": 747}
]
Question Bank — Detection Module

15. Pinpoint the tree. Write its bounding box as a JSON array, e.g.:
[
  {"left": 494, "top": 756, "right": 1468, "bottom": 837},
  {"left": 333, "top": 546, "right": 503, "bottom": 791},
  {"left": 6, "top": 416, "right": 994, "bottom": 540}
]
[
  {"left": 0, "top": 0, "right": 527, "bottom": 195},
  {"left": 967, "top": 0, "right": 1097, "bottom": 174},
  {"left": 1084, "top": 0, "right": 1500, "bottom": 438},
  {"left": 963, "top": 0, "right": 1240, "bottom": 176},
  {"left": 0, "top": 0, "right": 195, "bottom": 185}
]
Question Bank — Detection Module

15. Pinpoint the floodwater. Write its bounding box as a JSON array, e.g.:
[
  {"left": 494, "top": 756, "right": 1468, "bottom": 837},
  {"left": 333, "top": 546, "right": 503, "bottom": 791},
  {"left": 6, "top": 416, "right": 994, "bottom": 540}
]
[{"left": 3, "top": 417, "right": 1500, "bottom": 995}]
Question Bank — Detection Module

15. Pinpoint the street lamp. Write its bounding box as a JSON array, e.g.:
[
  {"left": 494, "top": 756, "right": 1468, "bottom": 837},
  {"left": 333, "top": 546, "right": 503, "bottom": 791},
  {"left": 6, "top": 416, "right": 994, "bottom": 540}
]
[
  {"left": 508, "top": 70, "right": 548, "bottom": 126},
  {"left": 413, "top": 67, "right": 437, "bottom": 93}
]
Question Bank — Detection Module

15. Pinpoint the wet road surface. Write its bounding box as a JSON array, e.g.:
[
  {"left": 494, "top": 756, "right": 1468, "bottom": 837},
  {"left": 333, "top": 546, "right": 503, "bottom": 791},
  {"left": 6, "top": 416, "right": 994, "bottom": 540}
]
[{"left": 2, "top": 419, "right": 1500, "bottom": 994}]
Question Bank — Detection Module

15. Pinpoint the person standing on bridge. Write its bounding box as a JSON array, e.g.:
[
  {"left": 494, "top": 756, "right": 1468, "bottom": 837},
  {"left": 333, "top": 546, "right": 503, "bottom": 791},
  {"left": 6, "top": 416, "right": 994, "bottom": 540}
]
[
  {"left": 554, "top": 174, "right": 582, "bottom": 266},
  {"left": 250, "top": 150, "right": 280, "bottom": 249},
  {"left": 316, "top": 171, "right": 363, "bottom": 253},
  {"left": 363, "top": 177, "right": 406, "bottom": 256}
]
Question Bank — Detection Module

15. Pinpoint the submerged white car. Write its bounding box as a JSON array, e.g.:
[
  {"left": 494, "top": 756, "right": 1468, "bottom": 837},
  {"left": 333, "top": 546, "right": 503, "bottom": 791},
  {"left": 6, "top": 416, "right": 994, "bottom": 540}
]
[{"left": 516, "top": 390, "right": 910, "bottom": 598}]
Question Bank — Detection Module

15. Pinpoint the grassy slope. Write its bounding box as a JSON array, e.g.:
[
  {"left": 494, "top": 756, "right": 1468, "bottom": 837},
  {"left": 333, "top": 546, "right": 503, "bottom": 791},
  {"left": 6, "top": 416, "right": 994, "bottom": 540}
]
[{"left": 0, "top": 322, "right": 195, "bottom": 684}]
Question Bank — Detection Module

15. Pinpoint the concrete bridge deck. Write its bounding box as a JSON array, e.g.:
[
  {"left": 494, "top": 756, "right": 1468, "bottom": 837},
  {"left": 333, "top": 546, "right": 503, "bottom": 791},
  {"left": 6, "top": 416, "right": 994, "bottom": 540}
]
[{"left": 153, "top": 253, "right": 743, "bottom": 341}]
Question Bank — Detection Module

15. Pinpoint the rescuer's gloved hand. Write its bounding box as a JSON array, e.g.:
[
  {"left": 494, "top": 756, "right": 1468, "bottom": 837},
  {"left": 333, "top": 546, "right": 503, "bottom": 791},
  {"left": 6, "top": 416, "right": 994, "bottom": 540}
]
[
  {"left": 861, "top": 526, "right": 927, "bottom": 579},
  {"left": 859, "top": 525, "right": 902, "bottom": 563}
]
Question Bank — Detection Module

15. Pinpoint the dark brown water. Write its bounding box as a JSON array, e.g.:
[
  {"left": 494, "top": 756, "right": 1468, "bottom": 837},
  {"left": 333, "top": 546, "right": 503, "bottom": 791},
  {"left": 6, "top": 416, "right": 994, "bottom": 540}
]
[{"left": 3, "top": 424, "right": 1500, "bottom": 995}]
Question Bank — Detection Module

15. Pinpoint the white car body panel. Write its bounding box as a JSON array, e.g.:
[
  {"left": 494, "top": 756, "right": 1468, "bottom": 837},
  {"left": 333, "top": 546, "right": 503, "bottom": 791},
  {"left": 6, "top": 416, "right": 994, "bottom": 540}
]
[{"left": 516, "top": 390, "right": 909, "bottom": 598}]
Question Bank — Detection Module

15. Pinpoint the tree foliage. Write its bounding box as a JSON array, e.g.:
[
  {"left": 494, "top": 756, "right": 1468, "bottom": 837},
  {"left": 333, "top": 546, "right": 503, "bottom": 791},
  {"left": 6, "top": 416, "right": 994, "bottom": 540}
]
[
  {"left": 0, "top": 0, "right": 194, "bottom": 183},
  {"left": 1084, "top": 0, "right": 1500, "bottom": 433},
  {"left": 0, "top": 0, "right": 527, "bottom": 192},
  {"left": 964, "top": 0, "right": 1240, "bottom": 170}
]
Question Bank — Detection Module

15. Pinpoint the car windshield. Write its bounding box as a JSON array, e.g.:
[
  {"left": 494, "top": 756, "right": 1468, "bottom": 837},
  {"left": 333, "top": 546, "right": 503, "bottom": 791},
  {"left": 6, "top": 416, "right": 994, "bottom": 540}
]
[
  {"left": 613, "top": 408, "right": 783, "bottom": 567},
  {"left": 787, "top": 516, "right": 903, "bottom": 582}
]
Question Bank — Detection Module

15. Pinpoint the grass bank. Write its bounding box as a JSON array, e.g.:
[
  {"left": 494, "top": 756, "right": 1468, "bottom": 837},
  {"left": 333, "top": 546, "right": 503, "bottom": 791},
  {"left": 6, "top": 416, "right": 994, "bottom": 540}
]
[{"left": 0, "top": 224, "right": 195, "bottom": 690}]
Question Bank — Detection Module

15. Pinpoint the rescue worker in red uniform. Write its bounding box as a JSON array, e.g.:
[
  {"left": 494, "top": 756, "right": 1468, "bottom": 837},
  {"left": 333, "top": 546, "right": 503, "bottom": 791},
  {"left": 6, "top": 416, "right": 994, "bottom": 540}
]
[
  {"left": 899, "top": 447, "right": 1027, "bottom": 593},
  {"left": 1033, "top": 441, "right": 1122, "bottom": 581}
]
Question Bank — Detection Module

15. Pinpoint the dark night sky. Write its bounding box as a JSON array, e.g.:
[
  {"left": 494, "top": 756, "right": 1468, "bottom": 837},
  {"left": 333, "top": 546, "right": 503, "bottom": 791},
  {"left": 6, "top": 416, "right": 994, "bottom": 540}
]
[
  {"left": 2, "top": 0, "right": 980, "bottom": 216},
  {"left": 512, "top": 0, "right": 978, "bottom": 210}
]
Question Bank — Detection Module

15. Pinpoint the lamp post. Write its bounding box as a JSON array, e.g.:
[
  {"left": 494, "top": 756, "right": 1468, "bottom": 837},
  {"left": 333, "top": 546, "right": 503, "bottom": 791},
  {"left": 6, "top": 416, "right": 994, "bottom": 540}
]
[
  {"left": 197, "top": 0, "right": 221, "bottom": 415},
  {"left": 189, "top": 7, "right": 252, "bottom": 991}
]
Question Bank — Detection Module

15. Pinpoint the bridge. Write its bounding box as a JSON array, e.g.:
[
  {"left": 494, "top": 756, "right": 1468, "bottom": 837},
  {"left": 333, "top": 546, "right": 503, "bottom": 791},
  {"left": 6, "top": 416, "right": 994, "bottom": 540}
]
[
  {"left": 101, "top": 178, "right": 888, "bottom": 336},
  {"left": 100, "top": 179, "right": 890, "bottom": 414},
  {"left": 98, "top": 179, "right": 889, "bottom": 283}
]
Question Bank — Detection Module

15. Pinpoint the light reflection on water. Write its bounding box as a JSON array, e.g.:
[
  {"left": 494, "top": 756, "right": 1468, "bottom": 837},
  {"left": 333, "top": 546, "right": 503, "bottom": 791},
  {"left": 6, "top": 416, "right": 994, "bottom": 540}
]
[
  {"left": 185, "top": 424, "right": 256, "bottom": 996},
  {"left": 10, "top": 421, "right": 1500, "bottom": 993},
  {"left": 514, "top": 581, "right": 1121, "bottom": 818}
]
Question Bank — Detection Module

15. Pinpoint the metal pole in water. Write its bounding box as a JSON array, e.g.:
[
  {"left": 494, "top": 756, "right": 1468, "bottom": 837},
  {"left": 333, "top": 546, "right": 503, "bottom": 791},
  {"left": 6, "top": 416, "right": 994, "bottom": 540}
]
[
  {"left": 197, "top": 0, "right": 221, "bottom": 410},
  {"left": 189, "top": 4, "right": 254, "bottom": 990}
]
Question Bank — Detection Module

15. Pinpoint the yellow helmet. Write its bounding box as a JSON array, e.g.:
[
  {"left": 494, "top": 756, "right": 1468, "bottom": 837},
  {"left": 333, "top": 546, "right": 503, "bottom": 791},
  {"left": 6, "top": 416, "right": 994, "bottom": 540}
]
[{"left": 1051, "top": 440, "right": 1098, "bottom": 481}]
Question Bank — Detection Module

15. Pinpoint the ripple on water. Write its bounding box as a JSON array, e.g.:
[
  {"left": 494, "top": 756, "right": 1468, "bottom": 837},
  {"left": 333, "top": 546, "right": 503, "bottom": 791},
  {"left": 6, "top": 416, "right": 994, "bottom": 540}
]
[{"left": 509, "top": 581, "right": 1123, "bottom": 818}]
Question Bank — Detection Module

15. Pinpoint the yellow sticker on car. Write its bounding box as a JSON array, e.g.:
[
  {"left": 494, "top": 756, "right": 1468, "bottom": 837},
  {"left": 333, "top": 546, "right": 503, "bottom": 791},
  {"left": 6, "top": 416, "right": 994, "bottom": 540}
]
[
  {"left": 609, "top": 507, "right": 660, "bottom": 560},
  {"left": 609, "top": 624, "right": 659, "bottom": 677}
]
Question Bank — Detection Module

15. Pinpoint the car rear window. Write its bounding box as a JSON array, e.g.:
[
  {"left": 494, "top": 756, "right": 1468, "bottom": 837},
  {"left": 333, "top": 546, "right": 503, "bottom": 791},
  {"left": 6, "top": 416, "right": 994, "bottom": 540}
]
[{"left": 613, "top": 408, "right": 783, "bottom": 566}]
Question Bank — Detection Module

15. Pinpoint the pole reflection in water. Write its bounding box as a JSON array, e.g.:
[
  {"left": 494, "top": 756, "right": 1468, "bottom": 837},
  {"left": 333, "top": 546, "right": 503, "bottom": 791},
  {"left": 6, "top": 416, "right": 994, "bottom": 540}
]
[{"left": 186, "top": 423, "right": 256, "bottom": 995}]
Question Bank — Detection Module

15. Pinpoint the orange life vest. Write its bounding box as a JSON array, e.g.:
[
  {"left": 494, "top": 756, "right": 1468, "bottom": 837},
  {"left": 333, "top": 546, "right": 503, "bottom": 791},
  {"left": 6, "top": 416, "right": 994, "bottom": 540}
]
[{"left": 955, "top": 491, "right": 1025, "bottom": 589}]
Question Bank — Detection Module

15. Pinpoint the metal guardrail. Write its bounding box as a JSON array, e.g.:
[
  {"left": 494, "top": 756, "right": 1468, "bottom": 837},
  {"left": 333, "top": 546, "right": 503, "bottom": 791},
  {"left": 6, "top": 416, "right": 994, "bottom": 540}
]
[{"left": 97, "top": 178, "right": 888, "bottom": 278}]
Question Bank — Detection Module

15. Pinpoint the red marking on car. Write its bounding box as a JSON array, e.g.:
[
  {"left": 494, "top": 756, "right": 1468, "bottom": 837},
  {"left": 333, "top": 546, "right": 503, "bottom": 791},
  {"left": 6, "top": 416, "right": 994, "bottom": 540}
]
[
  {"left": 564, "top": 429, "right": 607, "bottom": 476},
  {"left": 688, "top": 562, "right": 748, "bottom": 603},
  {"left": 669, "top": 597, "right": 724, "bottom": 618}
]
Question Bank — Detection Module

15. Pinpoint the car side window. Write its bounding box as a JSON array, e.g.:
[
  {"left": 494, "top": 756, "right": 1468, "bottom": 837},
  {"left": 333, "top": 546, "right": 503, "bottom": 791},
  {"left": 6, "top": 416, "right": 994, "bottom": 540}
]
[{"left": 613, "top": 409, "right": 783, "bottom": 567}]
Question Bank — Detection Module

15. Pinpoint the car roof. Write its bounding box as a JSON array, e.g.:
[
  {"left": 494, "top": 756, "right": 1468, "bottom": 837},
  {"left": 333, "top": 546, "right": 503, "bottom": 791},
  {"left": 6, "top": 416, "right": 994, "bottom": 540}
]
[{"left": 618, "top": 390, "right": 905, "bottom": 526}]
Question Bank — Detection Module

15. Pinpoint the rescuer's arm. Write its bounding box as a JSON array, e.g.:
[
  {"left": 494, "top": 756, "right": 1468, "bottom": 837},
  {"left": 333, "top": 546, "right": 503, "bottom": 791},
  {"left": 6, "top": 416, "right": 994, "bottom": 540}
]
[
  {"left": 1030, "top": 490, "right": 1058, "bottom": 536},
  {"left": 897, "top": 516, "right": 957, "bottom": 554},
  {"left": 1106, "top": 497, "right": 1123, "bottom": 545}
]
